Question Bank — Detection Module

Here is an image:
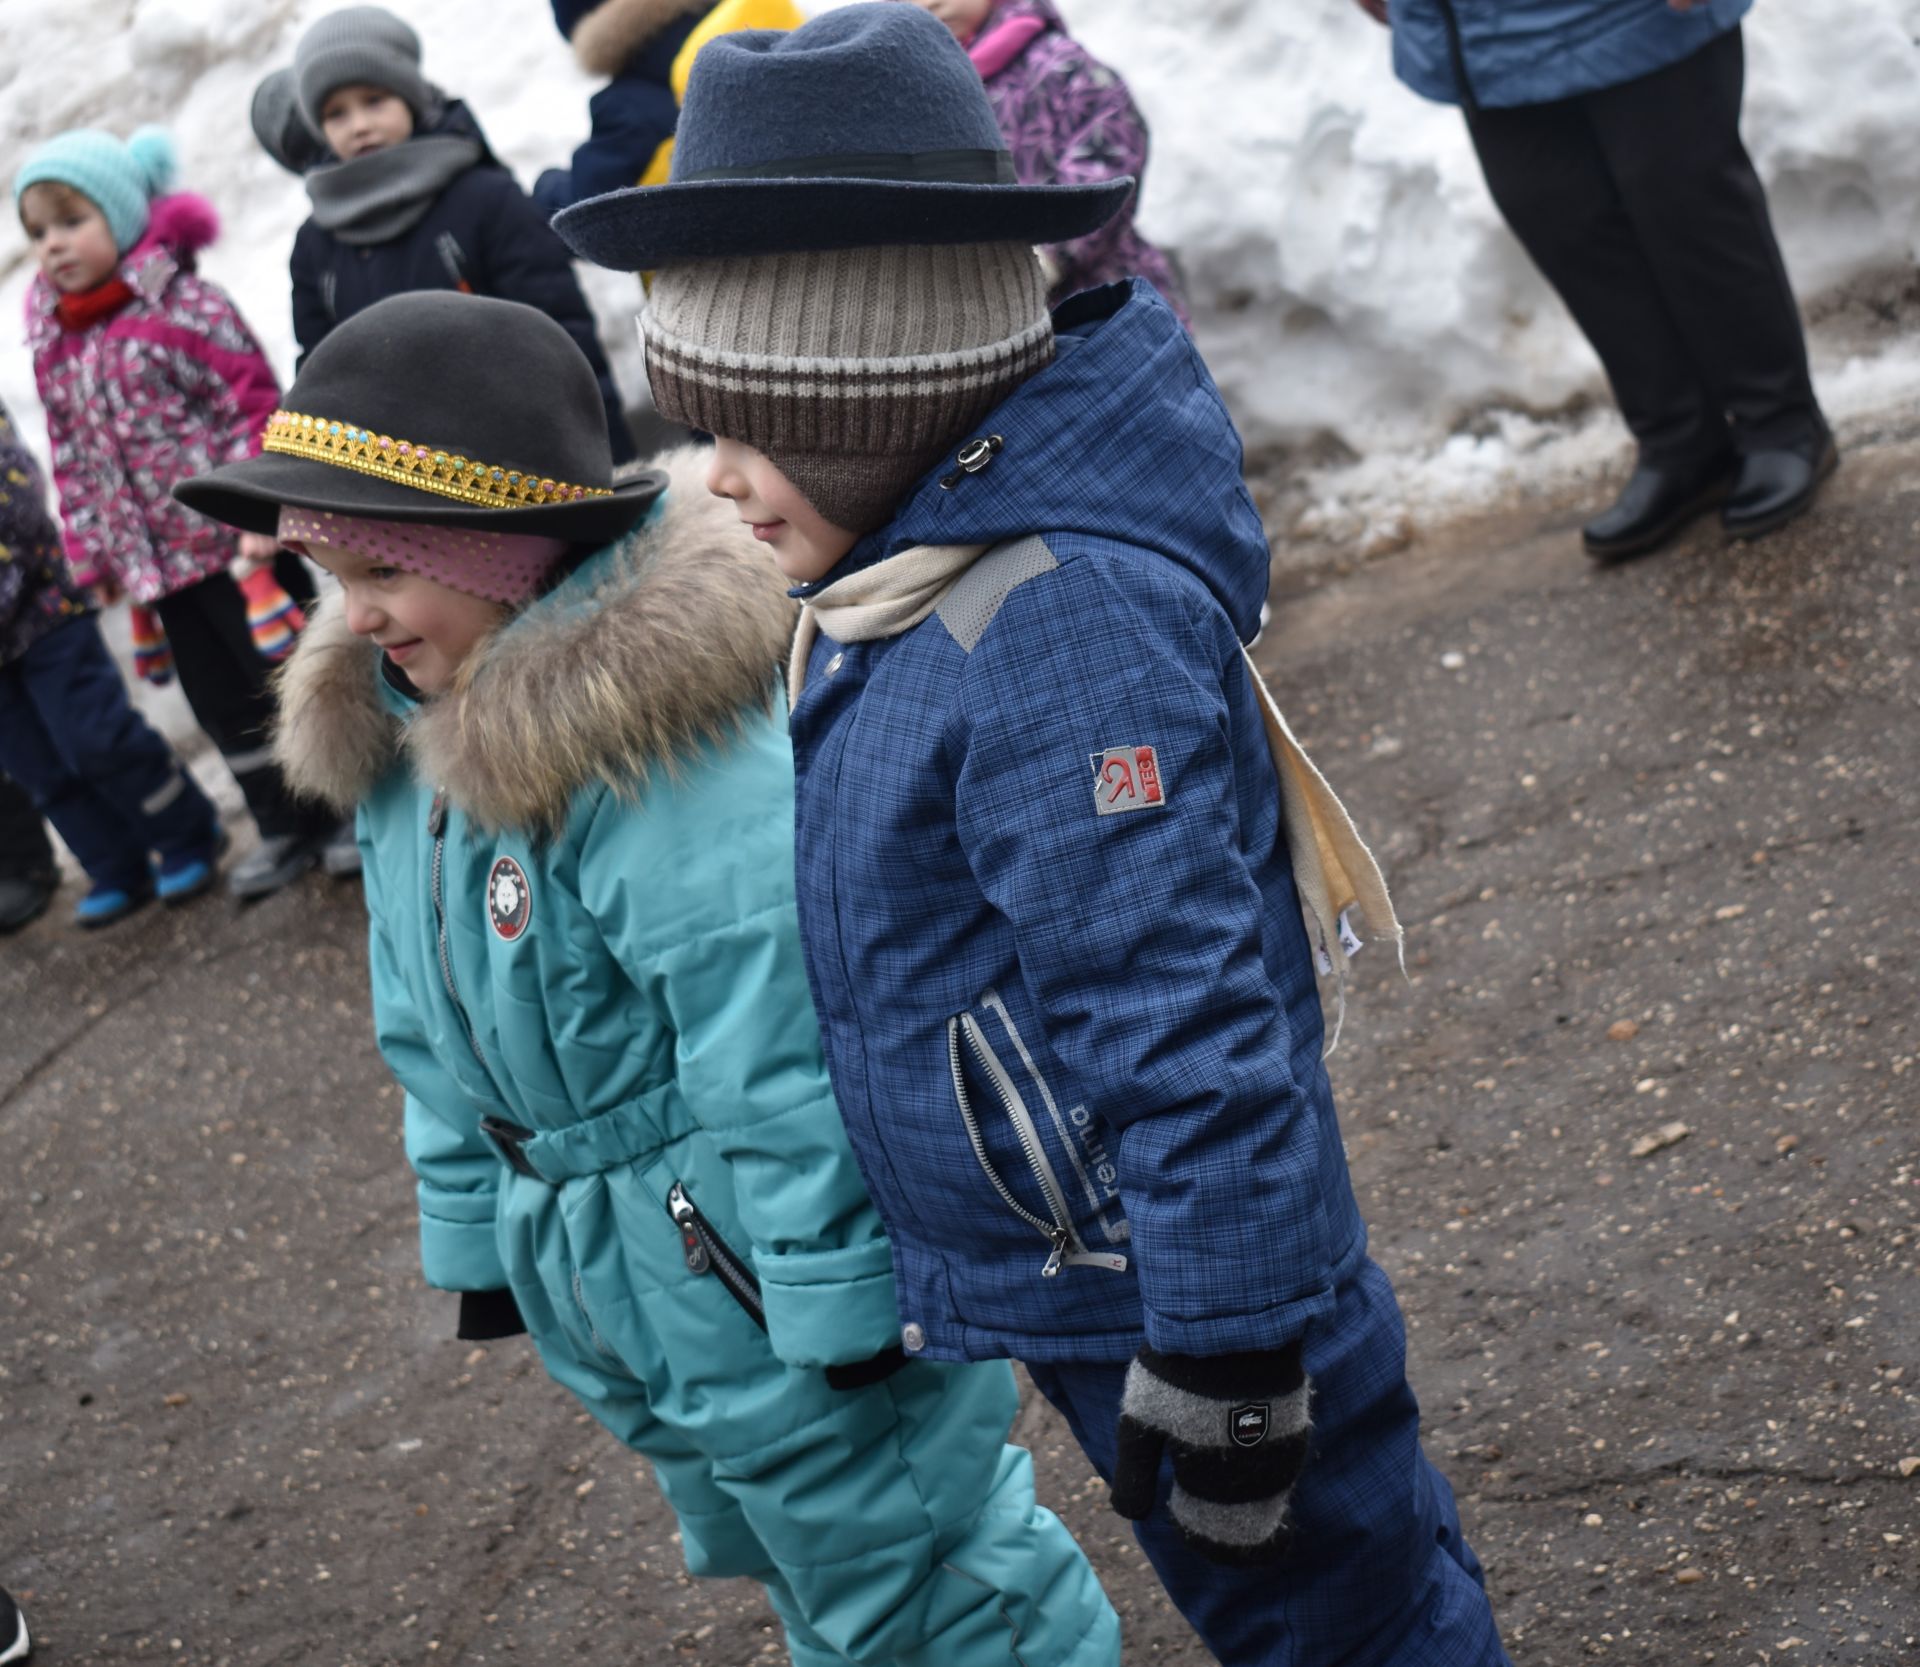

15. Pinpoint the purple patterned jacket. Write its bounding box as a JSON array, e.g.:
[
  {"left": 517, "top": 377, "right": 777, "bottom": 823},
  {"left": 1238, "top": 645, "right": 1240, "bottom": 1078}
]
[
  {"left": 0, "top": 397, "right": 93, "bottom": 668},
  {"left": 26, "top": 194, "right": 281, "bottom": 605},
  {"left": 970, "top": 0, "right": 1190, "bottom": 327}
]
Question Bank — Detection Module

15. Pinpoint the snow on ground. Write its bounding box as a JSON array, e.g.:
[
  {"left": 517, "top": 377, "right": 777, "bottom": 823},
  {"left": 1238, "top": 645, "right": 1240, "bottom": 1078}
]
[{"left": 5, "top": 0, "right": 1920, "bottom": 537}]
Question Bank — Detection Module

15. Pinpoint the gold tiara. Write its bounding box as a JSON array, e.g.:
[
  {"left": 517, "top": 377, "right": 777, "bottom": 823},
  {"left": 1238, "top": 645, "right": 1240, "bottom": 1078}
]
[{"left": 260, "top": 411, "right": 612, "bottom": 509}]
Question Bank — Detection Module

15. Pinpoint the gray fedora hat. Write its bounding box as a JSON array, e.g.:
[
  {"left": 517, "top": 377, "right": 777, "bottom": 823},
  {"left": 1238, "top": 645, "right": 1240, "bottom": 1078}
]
[
  {"left": 176, "top": 292, "right": 662, "bottom": 544},
  {"left": 553, "top": 2, "right": 1132, "bottom": 271}
]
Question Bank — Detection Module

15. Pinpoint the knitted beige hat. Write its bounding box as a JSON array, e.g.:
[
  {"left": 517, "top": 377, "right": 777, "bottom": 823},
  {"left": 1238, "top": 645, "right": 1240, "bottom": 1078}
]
[{"left": 642, "top": 241, "right": 1053, "bottom": 534}]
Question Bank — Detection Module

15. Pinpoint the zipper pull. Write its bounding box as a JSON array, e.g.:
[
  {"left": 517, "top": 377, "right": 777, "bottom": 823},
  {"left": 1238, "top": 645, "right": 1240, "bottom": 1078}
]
[
  {"left": 1042, "top": 1230, "right": 1070, "bottom": 1279},
  {"left": 667, "top": 1183, "right": 710, "bottom": 1274},
  {"left": 428, "top": 789, "right": 447, "bottom": 838}
]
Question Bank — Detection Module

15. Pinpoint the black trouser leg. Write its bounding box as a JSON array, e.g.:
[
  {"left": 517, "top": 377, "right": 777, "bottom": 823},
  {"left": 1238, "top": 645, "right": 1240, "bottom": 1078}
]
[
  {"left": 152, "top": 561, "right": 326, "bottom": 842},
  {"left": 1469, "top": 87, "right": 1729, "bottom": 469},
  {"left": 1583, "top": 27, "right": 1824, "bottom": 454},
  {"left": 0, "top": 771, "right": 56, "bottom": 879}
]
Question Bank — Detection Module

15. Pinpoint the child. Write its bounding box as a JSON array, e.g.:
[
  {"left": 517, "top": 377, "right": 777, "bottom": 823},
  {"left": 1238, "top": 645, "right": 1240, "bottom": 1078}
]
[
  {"left": 533, "top": 0, "right": 805, "bottom": 216},
  {"left": 0, "top": 394, "right": 223, "bottom": 927},
  {"left": 14, "top": 131, "right": 333, "bottom": 903},
  {"left": 175, "top": 290, "right": 1118, "bottom": 1667},
  {"left": 556, "top": 9, "right": 1511, "bottom": 1663},
  {"left": 905, "top": 0, "right": 1189, "bottom": 326},
  {"left": 284, "top": 5, "right": 636, "bottom": 466}
]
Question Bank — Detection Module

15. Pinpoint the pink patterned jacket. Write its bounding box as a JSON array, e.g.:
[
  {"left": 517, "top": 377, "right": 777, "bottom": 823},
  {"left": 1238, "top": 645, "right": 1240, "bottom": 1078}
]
[
  {"left": 26, "top": 194, "right": 281, "bottom": 605},
  {"left": 970, "top": 0, "right": 1191, "bottom": 328}
]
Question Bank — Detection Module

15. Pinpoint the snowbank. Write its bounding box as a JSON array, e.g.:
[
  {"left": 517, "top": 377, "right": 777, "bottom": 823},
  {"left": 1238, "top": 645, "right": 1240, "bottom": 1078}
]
[{"left": 5, "top": 0, "right": 1920, "bottom": 503}]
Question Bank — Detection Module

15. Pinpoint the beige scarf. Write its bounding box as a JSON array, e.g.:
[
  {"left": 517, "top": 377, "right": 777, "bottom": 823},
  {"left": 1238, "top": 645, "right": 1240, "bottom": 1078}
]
[{"left": 788, "top": 542, "right": 1403, "bottom": 1044}]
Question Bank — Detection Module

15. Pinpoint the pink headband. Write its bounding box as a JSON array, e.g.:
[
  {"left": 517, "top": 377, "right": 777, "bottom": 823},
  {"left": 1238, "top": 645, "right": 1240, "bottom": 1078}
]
[{"left": 277, "top": 507, "right": 569, "bottom": 606}]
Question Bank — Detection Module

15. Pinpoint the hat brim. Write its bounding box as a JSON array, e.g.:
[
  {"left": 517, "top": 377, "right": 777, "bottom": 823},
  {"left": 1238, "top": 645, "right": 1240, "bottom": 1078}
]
[
  {"left": 174, "top": 452, "right": 666, "bottom": 546},
  {"left": 553, "top": 175, "right": 1134, "bottom": 271}
]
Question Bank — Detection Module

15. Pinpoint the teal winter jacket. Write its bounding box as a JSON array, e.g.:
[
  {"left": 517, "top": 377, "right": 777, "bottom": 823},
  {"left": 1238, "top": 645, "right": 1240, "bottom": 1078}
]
[{"left": 271, "top": 450, "right": 1119, "bottom": 1667}]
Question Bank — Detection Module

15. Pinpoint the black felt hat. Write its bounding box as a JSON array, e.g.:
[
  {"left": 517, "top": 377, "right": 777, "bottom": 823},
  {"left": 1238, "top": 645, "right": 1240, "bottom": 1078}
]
[
  {"left": 175, "top": 292, "right": 663, "bottom": 544},
  {"left": 552, "top": 2, "right": 1132, "bottom": 272}
]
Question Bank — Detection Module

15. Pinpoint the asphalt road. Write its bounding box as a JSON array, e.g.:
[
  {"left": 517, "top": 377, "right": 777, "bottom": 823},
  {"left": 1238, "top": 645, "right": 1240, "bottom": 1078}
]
[{"left": 3, "top": 435, "right": 1915, "bottom": 1665}]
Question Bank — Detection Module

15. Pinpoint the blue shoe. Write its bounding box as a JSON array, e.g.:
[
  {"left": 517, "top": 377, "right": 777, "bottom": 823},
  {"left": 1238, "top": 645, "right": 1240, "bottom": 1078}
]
[
  {"left": 155, "top": 828, "right": 229, "bottom": 906},
  {"left": 74, "top": 880, "right": 153, "bottom": 929}
]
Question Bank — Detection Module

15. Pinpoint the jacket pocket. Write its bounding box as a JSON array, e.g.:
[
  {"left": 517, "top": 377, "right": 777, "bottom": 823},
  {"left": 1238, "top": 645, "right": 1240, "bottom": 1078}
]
[
  {"left": 665, "top": 1180, "right": 767, "bottom": 1331},
  {"left": 947, "top": 1007, "right": 1130, "bottom": 1280}
]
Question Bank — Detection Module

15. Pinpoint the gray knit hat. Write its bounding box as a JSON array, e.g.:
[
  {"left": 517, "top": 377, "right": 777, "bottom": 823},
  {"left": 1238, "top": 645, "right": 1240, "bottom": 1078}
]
[
  {"left": 644, "top": 241, "right": 1054, "bottom": 534},
  {"left": 294, "top": 6, "right": 441, "bottom": 132}
]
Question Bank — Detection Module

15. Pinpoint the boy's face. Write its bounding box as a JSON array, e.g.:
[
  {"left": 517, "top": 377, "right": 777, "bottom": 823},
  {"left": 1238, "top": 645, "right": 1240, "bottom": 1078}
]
[
  {"left": 908, "top": 0, "right": 995, "bottom": 42},
  {"left": 319, "top": 83, "right": 415, "bottom": 160},
  {"left": 706, "top": 439, "right": 859, "bottom": 585},
  {"left": 303, "top": 539, "right": 503, "bottom": 696},
  {"left": 19, "top": 184, "right": 119, "bottom": 293}
]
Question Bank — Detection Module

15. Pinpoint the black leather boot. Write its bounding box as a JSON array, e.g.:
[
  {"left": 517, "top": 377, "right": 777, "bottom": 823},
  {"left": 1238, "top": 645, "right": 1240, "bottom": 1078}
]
[
  {"left": 1583, "top": 452, "right": 1738, "bottom": 562},
  {"left": 1723, "top": 433, "right": 1839, "bottom": 541}
]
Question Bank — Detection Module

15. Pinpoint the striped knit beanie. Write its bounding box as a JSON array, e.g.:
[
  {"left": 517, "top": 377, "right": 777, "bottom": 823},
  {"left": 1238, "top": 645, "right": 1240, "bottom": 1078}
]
[{"left": 643, "top": 241, "right": 1053, "bottom": 535}]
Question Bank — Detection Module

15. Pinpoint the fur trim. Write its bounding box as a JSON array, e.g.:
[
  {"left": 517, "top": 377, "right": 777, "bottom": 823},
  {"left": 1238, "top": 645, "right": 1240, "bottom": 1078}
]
[
  {"left": 272, "top": 591, "right": 398, "bottom": 813},
  {"left": 571, "top": 0, "right": 708, "bottom": 76},
  {"left": 271, "top": 446, "right": 798, "bottom": 835}
]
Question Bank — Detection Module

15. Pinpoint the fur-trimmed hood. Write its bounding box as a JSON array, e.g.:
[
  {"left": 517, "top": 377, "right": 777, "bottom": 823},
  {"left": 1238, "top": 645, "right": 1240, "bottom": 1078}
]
[
  {"left": 273, "top": 446, "right": 796, "bottom": 835},
  {"left": 568, "top": 0, "right": 708, "bottom": 77}
]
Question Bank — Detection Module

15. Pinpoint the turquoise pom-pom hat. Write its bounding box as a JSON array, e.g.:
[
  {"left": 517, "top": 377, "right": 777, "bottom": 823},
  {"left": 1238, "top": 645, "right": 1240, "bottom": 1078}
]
[{"left": 14, "top": 126, "right": 177, "bottom": 254}]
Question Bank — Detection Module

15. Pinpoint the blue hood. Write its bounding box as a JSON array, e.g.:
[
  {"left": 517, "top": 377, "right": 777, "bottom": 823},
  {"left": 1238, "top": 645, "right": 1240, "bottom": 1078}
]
[{"left": 812, "top": 281, "right": 1271, "bottom": 644}]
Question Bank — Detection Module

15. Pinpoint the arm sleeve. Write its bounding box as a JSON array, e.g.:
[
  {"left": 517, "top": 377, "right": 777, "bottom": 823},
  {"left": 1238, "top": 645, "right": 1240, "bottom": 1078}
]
[
  {"left": 578, "top": 761, "right": 900, "bottom": 1370},
  {"left": 30, "top": 356, "right": 100, "bottom": 590},
  {"left": 952, "top": 561, "right": 1336, "bottom": 1354},
  {"left": 364, "top": 880, "right": 506, "bottom": 1294},
  {"left": 185, "top": 283, "right": 283, "bottom": 462},
  {"left": 1027, "top": 46, "right": 1152, "bottom": 292},
  {"left": 289, "top": 229, "right": 331, "bottom": 371},
  {"left": 471, "top": 174, "right": 634, "bottom": 462}
]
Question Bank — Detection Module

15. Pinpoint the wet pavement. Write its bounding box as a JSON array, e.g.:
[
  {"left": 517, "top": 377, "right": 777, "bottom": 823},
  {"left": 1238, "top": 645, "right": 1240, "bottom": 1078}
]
[{"left": 3, "top": 434, "right": 1915, "bottom": 1664}]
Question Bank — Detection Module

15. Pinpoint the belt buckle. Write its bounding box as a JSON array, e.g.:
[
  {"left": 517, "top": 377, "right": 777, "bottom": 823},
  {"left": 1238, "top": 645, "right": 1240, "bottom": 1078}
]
[{"left": 480, "top": 1115, "right": 543, "bottom": 1181}]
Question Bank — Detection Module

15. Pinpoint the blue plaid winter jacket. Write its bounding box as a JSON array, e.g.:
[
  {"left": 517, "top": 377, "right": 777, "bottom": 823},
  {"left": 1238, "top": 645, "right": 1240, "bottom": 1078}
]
[{"left": 788, "top": 281, "right": 1369, "bottom": 1367}]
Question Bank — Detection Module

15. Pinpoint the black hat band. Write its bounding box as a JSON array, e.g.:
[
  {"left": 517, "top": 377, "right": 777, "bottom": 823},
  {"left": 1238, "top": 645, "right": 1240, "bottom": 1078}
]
[{"left": 679, "top": 147, "right": 1017, "bottom": 186}]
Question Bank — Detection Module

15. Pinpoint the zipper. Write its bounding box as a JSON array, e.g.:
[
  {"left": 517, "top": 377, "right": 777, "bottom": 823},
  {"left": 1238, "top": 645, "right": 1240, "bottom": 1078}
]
[
  {"left": 948, "top": 1015, "right": 1129, "bottom": 1279},
  {"left": 428, "top": 790, "right": 488, "bottom": 1069},
  {"left": 977, "top": 989, "right": 1130, "bottom": 1247},
  {"left": 666, "top": 1181, "right": 768, "bottom": 1330}
]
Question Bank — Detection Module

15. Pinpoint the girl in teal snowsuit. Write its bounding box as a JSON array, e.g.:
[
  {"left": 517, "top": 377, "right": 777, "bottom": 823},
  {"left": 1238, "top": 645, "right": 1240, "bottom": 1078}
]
[{"left": 175, "top": 290, "right": 1116, "bottom": 1667}]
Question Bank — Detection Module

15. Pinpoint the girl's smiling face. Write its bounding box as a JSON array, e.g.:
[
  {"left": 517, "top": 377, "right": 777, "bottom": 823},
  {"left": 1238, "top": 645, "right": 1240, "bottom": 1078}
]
[
  {"left": 19, "top": 183, "right": 120, "bottom": 294},
  {"left": 303, "top": 540, "right": 504, "bottom": 695}
]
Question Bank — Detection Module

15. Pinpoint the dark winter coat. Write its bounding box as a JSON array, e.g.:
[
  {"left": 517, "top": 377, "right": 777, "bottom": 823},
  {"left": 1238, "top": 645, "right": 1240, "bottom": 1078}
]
[
  {"left": 290, "top": 105, "right": 634, "bottom": 462},
  {"left": 1390, "top": 0, "right": 1752, "bottom": 109},
  {"left": 786, "top": 280, "right": 1367, "bottom": 1367},
  {"left": 0, "top": 399, "right": 93, "bottom": 668},
  {"left": 550, "top": 0, "right": 709, "bottom": 205}
]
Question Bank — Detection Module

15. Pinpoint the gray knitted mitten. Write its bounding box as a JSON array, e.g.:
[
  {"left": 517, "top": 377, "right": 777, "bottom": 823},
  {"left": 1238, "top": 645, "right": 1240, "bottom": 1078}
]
[{"left": 1110, "top": 1343, "right": 1311, "bottom": 1565}]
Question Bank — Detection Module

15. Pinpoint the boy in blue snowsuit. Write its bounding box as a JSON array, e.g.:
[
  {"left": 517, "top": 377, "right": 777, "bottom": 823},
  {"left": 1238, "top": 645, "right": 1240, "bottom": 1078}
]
[{"left": 556, "top": 8, "right": 1516, "bottom": 1663}]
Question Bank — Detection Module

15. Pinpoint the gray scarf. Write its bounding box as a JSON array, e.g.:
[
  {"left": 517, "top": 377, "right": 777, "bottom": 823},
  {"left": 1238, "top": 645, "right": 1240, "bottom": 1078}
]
[{"left": 304, "top": 134, "right": 484, "bottom": 245}]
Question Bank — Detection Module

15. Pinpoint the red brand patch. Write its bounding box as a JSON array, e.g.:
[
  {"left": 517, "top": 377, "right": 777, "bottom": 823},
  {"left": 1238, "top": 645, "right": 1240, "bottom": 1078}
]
[{"left": 1091, "top": 745, "right": 1168, "bottom": 816}]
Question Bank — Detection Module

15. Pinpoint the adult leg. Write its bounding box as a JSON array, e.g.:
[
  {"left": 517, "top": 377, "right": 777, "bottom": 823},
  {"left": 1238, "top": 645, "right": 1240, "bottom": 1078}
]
[
  {"left": 1467, "top": 93, "right": 1729, "bottom": 471},
  {"left": 1027, "top": 1262, "right": 1510, "bottom": 1667},
  {"left": 1586, "top": 27, "right": 1824, "bottom": 457}
]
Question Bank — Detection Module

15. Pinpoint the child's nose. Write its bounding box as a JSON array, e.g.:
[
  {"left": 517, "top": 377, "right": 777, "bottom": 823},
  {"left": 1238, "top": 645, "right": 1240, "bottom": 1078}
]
[{"left": 343, "top": 592, "right": 385, "bottom": 636}]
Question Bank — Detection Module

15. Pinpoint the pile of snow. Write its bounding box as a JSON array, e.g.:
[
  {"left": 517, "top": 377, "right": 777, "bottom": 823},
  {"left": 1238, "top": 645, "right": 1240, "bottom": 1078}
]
[{"left": 5, "top": 0, "right": 1920, "bottom": 527}]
